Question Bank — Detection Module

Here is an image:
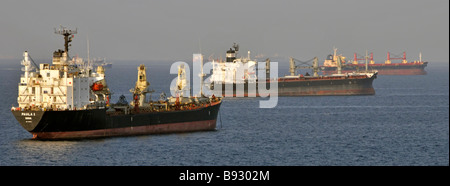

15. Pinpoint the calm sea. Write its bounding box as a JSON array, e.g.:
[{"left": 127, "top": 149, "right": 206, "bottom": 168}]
[{"left": 0, "top": 59, "right": 448, "bottom": 166}]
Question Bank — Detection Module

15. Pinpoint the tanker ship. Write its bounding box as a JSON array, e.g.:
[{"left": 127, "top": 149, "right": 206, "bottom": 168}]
[
  {"left": 11, "top": 26, "right": 222, "bottom": 140},
  {"left": 320, "top": 48, "right": 428, "bottom": 75},
  {"left": 208, "top": 44, "right": 377, "bottom": 97}
]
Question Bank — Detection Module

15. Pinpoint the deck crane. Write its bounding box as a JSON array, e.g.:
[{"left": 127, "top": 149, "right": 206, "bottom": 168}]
[
  {"left": 289, "top": 57, "right": 319, "bottom": 77},
  {"left": 385, "top": 52, "right": 408, "bottom": 64},
  {"left": 353, "top": 52, "right": 375, "bottom": 65}
]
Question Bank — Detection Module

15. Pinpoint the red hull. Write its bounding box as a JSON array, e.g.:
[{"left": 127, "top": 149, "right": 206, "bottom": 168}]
[{"left": 31, "top": 119, "right": 217, "bottom": 140}]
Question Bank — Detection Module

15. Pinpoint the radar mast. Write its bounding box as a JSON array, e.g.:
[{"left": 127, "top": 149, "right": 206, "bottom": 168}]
[{"left": 54, "top": 25, "right": 77, "bottom": 57}]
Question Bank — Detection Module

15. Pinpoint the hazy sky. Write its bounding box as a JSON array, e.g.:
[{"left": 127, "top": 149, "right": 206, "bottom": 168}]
[{"left": 0, "top": 0, "right": 448, "bottom": 63}]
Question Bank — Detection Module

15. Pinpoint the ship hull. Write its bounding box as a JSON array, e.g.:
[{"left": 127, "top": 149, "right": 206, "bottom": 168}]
[
  {"left": 277, "top": 76, "right": 375, "bottom": 96},
  {"left": 211, "top": 75, "right": 376, "bottom": 97},
  {"left": 11, "top": 102, "right": 221, "bottom": 140},
  {"left": 321, "top": 62, "right": 428, "bottom": 75}
]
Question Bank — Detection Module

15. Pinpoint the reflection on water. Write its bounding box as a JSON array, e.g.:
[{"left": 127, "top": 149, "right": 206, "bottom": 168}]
[{"left": 13, "top": 139, "right": 106, "bottom": 165}]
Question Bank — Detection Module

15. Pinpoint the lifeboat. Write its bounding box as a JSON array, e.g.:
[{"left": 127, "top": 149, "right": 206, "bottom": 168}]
[{"left": 92, "top": 82, "right": 104, "bottom": 91}]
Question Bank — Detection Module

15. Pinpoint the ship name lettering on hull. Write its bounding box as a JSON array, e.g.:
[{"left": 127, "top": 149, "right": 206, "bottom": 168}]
[{"left": 21, "top": 113, "right": 35, "bottom": 116}]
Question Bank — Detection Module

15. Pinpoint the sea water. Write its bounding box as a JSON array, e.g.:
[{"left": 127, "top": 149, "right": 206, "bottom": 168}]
[{"left": 0, "top": 59, "right": 448, "bottom": 166}]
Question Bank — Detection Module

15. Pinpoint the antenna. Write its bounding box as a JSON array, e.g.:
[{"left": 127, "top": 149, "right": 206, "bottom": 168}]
[
  {"left": 333, "top": 47, "right": 337, "bottom": 60},
  {"left": 198, "top": 38, "right": 202, "bottom": 54},
  {"left": 87, "top": 36, "right": 90, "bottom": 68}
]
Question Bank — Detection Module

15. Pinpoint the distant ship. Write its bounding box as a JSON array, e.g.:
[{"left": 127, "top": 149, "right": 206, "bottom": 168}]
[
  {"left": 72, "top": 55, "right": 112, "bottom": 69},
  {"left": 11, "top": 26, "right": 222, "bottom": 140},
  {"left": 321, "top": 48, "right": 428, "bottom": 75},
  {"left": 91, "top": 58, "right": 112, "bottom": 69},
  {"left": 208, "top": 44, "right": 377, "bottom": 97}
]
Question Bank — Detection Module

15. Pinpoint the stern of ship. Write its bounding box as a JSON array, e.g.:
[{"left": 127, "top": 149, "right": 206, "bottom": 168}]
[{"left": 11, "top": 110, "right": 45, "bottom": 133}]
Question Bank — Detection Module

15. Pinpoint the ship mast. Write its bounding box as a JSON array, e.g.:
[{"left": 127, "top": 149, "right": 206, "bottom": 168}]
[
  {"left": 333, "top": 47, "right": 337, "bottom": 61},
  {"left": 289, "top": 57, "right": 296, "bottom": 76},
  {"left": 199, "top": 55, "right": 205, "bottom": 97},
  {"left": 365, "top": 50, "right": 368, "bottom": 72},
  {"left": 54, "top": 25, "right": 77, "bottom": 58},
  {"left": 313, "top": 57, "right": 319, "bottom": 77},
  {"left": 337, "top": 56, "right": 342, "bottom": 74},
  {"left": 87, "top": 36, "right": 90, "bottom": 67}
]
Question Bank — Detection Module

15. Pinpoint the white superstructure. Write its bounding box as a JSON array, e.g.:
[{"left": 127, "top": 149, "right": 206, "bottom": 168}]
[
  {"left": 209, "top": 44, "right": 258, "bottom": 84},
  {"left": 15, "top": 26, "right": 110, "bottom": 111}
]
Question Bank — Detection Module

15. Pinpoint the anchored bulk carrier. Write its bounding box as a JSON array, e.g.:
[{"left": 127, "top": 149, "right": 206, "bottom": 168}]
[
  {"left": 208, "top": 44, "right": 377, "bottom": 97},
  {"left": 321, "top": 48, "right": 428, "bottom": 75},
  {"left": 11, "top": 26, "right": 222, "bottom": 140}
]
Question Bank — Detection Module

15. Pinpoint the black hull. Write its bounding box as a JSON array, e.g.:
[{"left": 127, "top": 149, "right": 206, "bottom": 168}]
[
  {"left": 211, "top": 75, "right": 376, "bottom": 97},
  {"left": 11, "top": 102, "right": 221, "bottom": 139}
]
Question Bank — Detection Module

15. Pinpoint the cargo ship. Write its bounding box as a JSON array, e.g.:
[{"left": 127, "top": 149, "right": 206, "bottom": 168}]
[
  {"left": 11, "top": 26, "right": 222, "bottom": 140},
  {"left": 320, "top": 48, "right": 428, "bottom": 75},
  {"left": 208, "top": 44, "right": 377, "bottom": 97}
]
